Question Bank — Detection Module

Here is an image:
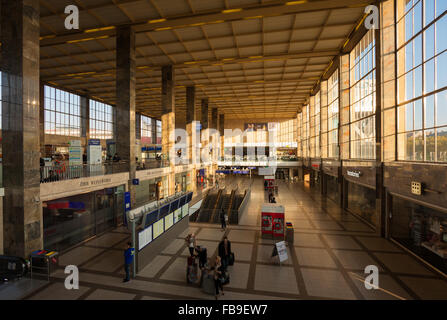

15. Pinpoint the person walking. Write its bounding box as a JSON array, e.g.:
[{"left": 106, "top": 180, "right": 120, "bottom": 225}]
[
  {"left": 185, "top": 233, "right": 196, "bottom": 256},
  {"left": 212, "top": 256, "right": 224, "bottom": 300},
  {"left": 123, "top": 242, "right": 135, "bottom": 283},
  {"left": 218, "top": 236, "right": 232, "bottom": 271},
  {"left": 220, "top": 209, "right": 226, "bottom": 231}
]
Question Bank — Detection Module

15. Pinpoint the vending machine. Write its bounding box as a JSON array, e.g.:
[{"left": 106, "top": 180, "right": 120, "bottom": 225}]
[{"left": 261, "top": 203, "right": 285, "bottom": 239}]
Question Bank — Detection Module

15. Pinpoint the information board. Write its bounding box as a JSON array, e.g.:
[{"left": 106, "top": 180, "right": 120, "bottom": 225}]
[
  {"left": 153, "top": 219, "right": 164, "bottom": 239},
  {"left": 164, "top": 213, "right": 174, "bottom": 230},
  {"left": 138, "top": 226, "right": 152, "bottom": 251}
]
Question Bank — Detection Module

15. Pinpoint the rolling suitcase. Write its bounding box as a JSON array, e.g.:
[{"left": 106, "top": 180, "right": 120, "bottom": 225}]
[
  {"left": 228, "top": 252, "right": 235, "bottom": 266},
  {"left": 201, "top": 272, "right": 215, "bottom": 295},
  {"left": 186, "top": 256, "right": 199, "bottom": 284}
]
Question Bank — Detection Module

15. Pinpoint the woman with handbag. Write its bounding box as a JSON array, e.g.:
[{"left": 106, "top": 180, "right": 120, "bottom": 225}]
[{"left": 212, "top": 256, "right": 224, "bottom": 300}]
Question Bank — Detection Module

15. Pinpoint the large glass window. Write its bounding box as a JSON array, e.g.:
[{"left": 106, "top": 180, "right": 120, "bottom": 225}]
[
  {"left": 350, "top": 29, "right": 376, "bottom": 159},
  {"left": 397, "top": 0, "right": 447, "bottom": 162},
  {"left": 278, "top": 119, "right": 297, "bottom": 145},
  {"left": 300, "top": 104, "right": 310, "bottom": 158},
  {"left": 310, "top": 92, "right": 321, "bottom": 158},
  {"left": 44, "top": 85, "right": 81, "bottom": 136},
  {"left": 156, "top": 120, "right": 162, "bottom": 144},
  {"left": 141, "top": 115, "right": 153, "bottom": 144},
  {"left": 327, "top": 71, "right": 339, "bottom": 158},
  {"left": 89, "top": 99, "right": 114, "bottom": 140}
]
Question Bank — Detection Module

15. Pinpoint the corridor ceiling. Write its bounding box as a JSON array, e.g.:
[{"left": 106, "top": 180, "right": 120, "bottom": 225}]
[{"left": 39, "top": 0, "right": 377, "bottom": 120}]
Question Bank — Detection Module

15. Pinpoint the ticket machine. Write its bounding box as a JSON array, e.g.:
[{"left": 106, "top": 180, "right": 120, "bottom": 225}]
[{"left": 261, "top": 203, "right": 285, "bottom": 239}]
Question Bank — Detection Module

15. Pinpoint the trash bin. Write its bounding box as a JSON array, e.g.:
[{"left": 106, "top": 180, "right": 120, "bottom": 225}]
[{"left": 286, "top": 222, "right": 294, "bottom": 244}]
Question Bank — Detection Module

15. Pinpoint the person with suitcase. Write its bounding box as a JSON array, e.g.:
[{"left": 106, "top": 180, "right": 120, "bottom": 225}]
[
  {"left": 218, "top": 236, "right": 232, "bottom": 270},
  {"left": 196, "top": 246, "right": 208, "bottom": 269},
  {"left": 212, "top": 256, "right": 224, "bottom": 300},
  {"left": 185, "top": 233, "right": 196, "bottom": 256},
  {"left": 187, "top": 254, "right": 199, "bottom": 284}
]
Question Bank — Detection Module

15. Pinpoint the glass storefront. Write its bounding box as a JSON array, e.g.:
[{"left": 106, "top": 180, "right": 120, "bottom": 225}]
[
  {"left": 390, "top": 196, "right": 447, "bottom": 274},
  {"left": 347, "top": 182, "right": 376, "bottom": 227},
  {"left": 175, "top": 172, "right": 191, "bottom": 193},
  {"left": 43, "top": 186, "right": 122, "bottom": 252},
  {"left": 135, "top": 178, "right": 160, "bottom": 205},
  {"left": 326, "top": 174, "right": 339, "bottom": 203}
]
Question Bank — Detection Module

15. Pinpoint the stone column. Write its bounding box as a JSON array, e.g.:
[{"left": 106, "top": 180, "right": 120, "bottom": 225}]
[
  {"left": 200, "top": 99, "right": 210, "bottom": 166},
  {"left": 80, "top": 95, "right": 89, "bottom": 154},
  {"left": 211, "top": 108, "right": 219, "bottom": 163},
  {"left": 381, "top": 0, "right": 397, "bottom": 237},
  {"left": 1, "top": 0, "right": 42, "bottom": 257},
  {"left": 116, "top": 26, "right": 136, "bottom": 205},
  {"left": 161, "top": 65, "right": 176, "bottom": 196},
  {"left": 219, "top": 114, "right": 225, "bottom": 160},
  {"left": 186, "top": 86, "right": 197, "bottom": 193}
]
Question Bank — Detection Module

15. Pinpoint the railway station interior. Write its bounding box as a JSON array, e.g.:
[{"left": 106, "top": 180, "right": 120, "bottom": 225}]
[{"left": 0, "top": 0, "right": 447, "bottom": 301}]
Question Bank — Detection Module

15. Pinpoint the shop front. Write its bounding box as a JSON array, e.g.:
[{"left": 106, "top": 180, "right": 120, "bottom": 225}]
[
  {"left": 43, "top": 185, "right": 125, "bottom": 252},
  {"left": 196, "top": 168, "right": 207, "bottom": 190},
  {"left": 135, "top": 178, "right": 162, "bottom": 205},
  {"left": 310, "top": 160, "right": 322, "bottom": 190},
  {"left": 175, "top": 171, "right": 191, "bottom": 193},
  {"left": 385, "top": 162, "right": 447, "bottom": 275},
  {"left": 321, "top": 160, "right": 341, "bottom": 204},
  {"left": 342, "top": 162, "right": 377, "bottom": 229}
]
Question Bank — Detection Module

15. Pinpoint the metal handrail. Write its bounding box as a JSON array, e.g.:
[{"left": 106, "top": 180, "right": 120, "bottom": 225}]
[{"left": 40, "top": 161, "right": 129, "bottom": 183}]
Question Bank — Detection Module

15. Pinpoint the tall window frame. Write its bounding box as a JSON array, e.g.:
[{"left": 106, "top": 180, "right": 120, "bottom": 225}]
[
  {"left": 349, "top": 29, "right": 377, "bottom": 160},
  {"left": 327, "top": 70, "right": 340, "bottom": 158},
  {"left": 44, "top": 85, "right": 81, "bottom": 137},
  {"left": 89, "top": 99, "right": 114, "bottom": 140},
  {"left": 396, "top": 0, "right": 447, "bottom": 162}
]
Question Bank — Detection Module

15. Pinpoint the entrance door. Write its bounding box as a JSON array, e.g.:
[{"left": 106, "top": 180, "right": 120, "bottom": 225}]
[
  {"left": 115, "top": 185, "right": 125, "bottom": 226},
  {"left": 94, "top": 189, "right": 116, "bottom": 234}
]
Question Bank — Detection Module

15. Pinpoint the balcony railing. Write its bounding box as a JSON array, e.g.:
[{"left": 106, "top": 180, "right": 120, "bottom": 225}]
[
  {"left": 40, "top": 161, "right": 129, "bottom": 183},
  {"left": 136, "top": 159, "right": 170, "bottom": 171}
]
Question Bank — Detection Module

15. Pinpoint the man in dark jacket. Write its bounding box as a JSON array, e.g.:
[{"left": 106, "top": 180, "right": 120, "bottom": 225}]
[
  {"left": 123, "top": 242, "right": 134, "bottom": 282},
  {"left": 218, "top": 237, "right": 232, "bottom": 270}
]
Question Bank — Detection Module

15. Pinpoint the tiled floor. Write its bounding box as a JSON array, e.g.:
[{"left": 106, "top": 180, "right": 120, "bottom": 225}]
[{"left": 23, "top": 177, "right": 447, "bottom": 300}]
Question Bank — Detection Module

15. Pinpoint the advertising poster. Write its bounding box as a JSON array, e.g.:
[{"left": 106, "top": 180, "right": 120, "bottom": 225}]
[
  {"left": 68, "top": 140, "right": 82, "bottom": 166},
  {"left": 87, "top": 139, "right": 102, "bottom": 165},
  {"left": 276, "top": 241, "right": 288, "bottom": 263}
]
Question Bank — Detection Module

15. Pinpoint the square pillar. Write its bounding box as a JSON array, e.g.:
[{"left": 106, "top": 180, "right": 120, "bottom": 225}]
[
  {"left": 116, "top": 26, "right": 137, "bottom": 204},
  {"left": 161, "top": 65, "right": 176, "bottom": 196},
  {"left": 1, "top": 0, "right": 42, "bottom": 257}
]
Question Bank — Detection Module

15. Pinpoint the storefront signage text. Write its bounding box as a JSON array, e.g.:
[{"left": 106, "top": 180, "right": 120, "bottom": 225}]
[
  {"left": 80, "top": 178, "right": 112, "bottom": 187},
  {"left": 347, "top": 170, "right": 362, "bottom": 178}
]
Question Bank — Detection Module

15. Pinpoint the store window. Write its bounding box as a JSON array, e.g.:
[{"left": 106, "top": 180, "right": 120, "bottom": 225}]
[
  {"left": 397, "top": 0, "right": 447, "bottom": 162},
  {"left": 347, "top": 182, "right": 376, "bottom": 227},
  {"left": 350, "top": 29, "right": 376, "bottom": 160},
  {"left": 310, "top": 92, "right": 321, "bottom": 158},
  {"left": 44, "top": 85, "right": 81, "bottom": 137},
  {"left": 390, "top": 196, "right": 447, "bottom": 273},
  {"left": 89, "top": 99, "right": 114, "bottom": 140},
  {"left": 327, "top": 70, "right": 340, "bottom": 158},
  {"left": 141, "top": 115, "right": 153, "bottom": 144}
]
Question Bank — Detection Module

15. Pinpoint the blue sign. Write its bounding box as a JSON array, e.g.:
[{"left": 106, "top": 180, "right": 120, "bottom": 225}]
[
  {"left": 132, "top": 179, "right": 140, "bottom": 185},
  {"left": 124, "top": 192, "right": 131, "bottom": 226},
  {"left": 156, "top": 146, "right": 162, "bottom": 151},
  {"left": 88, "top": 139, "right": 101, "bottom": 146}
]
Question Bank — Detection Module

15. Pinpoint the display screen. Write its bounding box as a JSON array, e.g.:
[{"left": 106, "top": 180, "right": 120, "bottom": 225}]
[
  {"left": 170, "top": 199, "right": 179, "bottom": 212},
  {"left": 144, "top": 209, "right": 158, "bottom": 228},
  {"left": 179, "top": 195, "right": 186, "bottom": 207}
]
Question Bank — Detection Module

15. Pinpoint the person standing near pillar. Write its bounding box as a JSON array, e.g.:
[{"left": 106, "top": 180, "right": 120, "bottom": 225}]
[{"left": 123, "top": 242, "right": 135, "bottom": 282}]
